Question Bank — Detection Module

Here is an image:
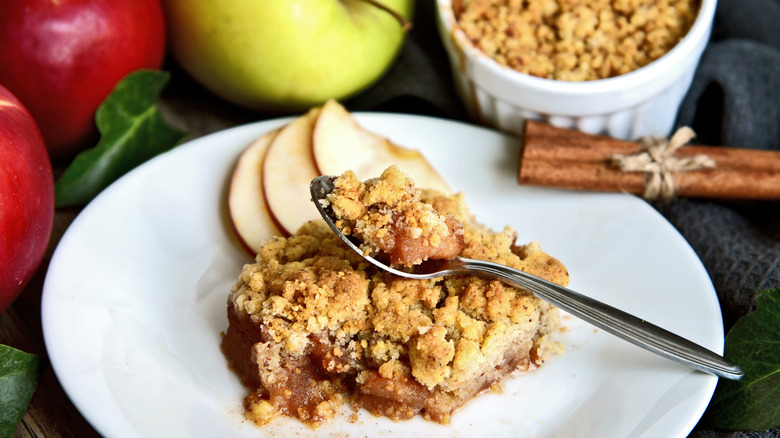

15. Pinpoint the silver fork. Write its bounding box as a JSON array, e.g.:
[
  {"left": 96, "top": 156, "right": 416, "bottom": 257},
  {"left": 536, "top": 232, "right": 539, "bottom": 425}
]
[{"left": 310, "top": 175, "right": 743, "bottom": 380}]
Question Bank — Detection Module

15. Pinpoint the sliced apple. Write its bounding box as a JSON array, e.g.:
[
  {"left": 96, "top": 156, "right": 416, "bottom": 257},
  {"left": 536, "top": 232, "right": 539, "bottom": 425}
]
[
  {"left": 312, "top": 99, "right": 451, "bottom": 194},
  {"left": 262, "top": 107, "right": 322, "bottom": 236},
  {"left": 228, "top": 128, "right": 282, "bottom": 255}
]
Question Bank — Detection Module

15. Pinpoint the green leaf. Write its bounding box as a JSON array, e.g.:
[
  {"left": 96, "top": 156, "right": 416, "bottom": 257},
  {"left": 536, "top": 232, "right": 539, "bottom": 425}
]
[
  {"left": 54, "top": 69, "right": 187, "bottom": 207},
  {"left": 704, "top": 287, "right": 780, "bottom": 431},
  {"left": 0, "top": 345, "right": 45, "bottom": 438}
]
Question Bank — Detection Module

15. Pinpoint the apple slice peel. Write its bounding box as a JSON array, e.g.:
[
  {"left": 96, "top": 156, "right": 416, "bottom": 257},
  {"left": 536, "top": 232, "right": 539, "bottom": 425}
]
[
  {"left": 261, "top": 107, "right": 322, "bottom": 237},
  {"left": 227, "top": 129, "right": 282, "bottom": 255},
  {"left": 229, "top": 100, "right": 452, "bottom": 255},
  {"left": 312, "top": 99, "right": 451, "bottom": 194}
]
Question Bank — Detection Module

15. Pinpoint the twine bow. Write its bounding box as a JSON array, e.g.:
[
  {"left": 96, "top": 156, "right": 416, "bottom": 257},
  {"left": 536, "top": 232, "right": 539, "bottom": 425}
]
[{"left": 609, "top": 127, "right": 716, "bottom": 202}]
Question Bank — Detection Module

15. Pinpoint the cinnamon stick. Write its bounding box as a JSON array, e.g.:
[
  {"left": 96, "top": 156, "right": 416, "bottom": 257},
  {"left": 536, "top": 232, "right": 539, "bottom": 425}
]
[{"left": 518, "top": 120, "right": 780, "bottom": 200}]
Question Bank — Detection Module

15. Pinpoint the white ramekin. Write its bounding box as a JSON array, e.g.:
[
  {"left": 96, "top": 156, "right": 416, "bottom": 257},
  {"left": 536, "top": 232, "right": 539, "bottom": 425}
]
[{"left": 436, "top": 0, "right": 717, "bottom": 140}]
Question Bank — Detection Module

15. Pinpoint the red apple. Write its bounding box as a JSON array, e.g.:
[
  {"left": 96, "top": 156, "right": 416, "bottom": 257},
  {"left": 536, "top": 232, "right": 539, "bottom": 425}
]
[
  {"left": 0, "top": 84, "right": 55, "bottom": 314},
  {"left": 0, "top": 0, "right": 166, "bottom": 160}
]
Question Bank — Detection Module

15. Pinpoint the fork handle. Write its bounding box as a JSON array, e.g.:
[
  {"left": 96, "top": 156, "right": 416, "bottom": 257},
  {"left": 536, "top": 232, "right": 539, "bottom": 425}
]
[{"left": 459, "top": 257, "right": 743, "bottom": 380}]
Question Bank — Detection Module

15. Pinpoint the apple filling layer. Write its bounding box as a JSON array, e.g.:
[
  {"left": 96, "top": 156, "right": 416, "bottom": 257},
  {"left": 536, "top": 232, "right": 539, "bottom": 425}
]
[{"left": 221, "top": 175, "right": 569, "bottom": 428}]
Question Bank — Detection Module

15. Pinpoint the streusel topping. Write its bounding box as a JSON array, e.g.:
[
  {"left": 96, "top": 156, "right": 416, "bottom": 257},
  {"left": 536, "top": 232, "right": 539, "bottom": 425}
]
[
  {"left": 222, "top": 167, "right": 569, "bottom": 427},
  {"left": 455, "top": 0, "right": 699, "bottom": 80}
]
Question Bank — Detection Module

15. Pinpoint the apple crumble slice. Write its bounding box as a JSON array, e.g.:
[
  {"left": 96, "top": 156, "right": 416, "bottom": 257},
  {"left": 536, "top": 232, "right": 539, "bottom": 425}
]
[{"left": 221, "top": 167, "right": 569, "bottom": 428}]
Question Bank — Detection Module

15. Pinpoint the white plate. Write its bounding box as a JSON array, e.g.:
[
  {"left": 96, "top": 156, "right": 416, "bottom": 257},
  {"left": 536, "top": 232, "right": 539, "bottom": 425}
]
[{"left": 42, "top": 114, "right": 723, "bottom": 438}]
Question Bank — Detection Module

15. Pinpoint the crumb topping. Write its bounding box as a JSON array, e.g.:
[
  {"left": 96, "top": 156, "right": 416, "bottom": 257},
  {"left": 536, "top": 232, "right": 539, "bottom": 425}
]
[
  {"left": 454, "top": 0, "right": 699, "bottom": 80},
  {"left": 222, "top": 167, "right": 569, "bottom": 428}
]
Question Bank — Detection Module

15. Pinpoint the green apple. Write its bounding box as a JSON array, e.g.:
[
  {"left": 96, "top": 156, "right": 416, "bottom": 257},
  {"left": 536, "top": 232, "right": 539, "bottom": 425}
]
[{"left": 162, "top": 0, "right": 413, "bottom": 113}]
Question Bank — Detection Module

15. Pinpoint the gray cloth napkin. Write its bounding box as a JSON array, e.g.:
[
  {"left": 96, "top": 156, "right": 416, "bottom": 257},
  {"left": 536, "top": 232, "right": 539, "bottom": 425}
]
[
  {"left": 346, "top": 0, "right": 780, "bottom": 436},
  {"left": 668, "top": 0, "right": 780, "bottom": 436}
]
